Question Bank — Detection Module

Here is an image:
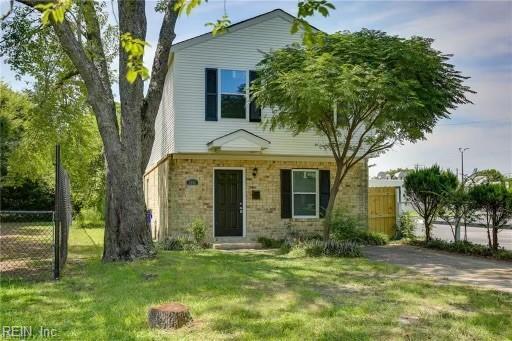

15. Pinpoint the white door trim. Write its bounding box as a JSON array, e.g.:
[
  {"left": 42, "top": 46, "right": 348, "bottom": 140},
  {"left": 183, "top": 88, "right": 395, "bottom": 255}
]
[{"left": 212, "top": 167, "right": 246, "bottom": 238}]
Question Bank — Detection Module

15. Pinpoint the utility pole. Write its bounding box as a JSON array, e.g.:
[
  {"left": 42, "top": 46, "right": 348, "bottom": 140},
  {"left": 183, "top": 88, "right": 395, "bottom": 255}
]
[
  {"left": 458, "top": 147, "right": 469, "bottom": 242},
  {"left": 459, "top": 147, "right": 469, "bottom": 184}
]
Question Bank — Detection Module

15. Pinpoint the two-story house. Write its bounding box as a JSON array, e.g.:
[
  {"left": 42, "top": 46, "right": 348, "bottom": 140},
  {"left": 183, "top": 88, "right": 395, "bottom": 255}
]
[{"left": 144, "top": 9, "right": 368, "bottom": 242}]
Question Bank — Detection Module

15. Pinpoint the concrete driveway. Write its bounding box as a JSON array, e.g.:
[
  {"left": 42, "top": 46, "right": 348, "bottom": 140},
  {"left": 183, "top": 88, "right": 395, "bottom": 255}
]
[{"left": 364, "top": 244, "right": 512, "bottom": 293}]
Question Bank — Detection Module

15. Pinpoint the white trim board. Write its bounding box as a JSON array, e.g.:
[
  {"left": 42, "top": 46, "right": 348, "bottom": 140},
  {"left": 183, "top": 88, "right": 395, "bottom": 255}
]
[
  {"left": 207, "top": 129, "right": 270, "bottom": 152},
  {"left": 171, "top": 9, "right": 300, "bottom": 52}
]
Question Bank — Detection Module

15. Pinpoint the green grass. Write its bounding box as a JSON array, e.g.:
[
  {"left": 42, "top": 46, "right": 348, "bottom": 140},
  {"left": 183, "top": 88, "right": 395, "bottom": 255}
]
[{"left": 1, "top": 228, "right": 511, "bottom": 340}]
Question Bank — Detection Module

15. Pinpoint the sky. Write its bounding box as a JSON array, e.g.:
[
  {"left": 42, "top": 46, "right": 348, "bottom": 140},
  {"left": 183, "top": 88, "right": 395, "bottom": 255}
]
[{"left": 1, "top": 0, "right": 511, "bottom": 178}]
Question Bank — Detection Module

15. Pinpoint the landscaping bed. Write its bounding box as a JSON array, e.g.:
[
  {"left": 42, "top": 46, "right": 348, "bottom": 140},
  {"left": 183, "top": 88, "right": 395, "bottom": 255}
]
[
  {"left": 408, "top": 238, "right": 512, "bottom": 261},
  {"left": 1, "top": 228, "right": 511, "bottom": 340}
]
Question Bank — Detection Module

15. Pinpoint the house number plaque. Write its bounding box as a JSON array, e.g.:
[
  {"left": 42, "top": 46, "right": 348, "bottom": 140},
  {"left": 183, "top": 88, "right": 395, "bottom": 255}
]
[{"left": 186, "top": 179, "right": 198, "bottom": 186}]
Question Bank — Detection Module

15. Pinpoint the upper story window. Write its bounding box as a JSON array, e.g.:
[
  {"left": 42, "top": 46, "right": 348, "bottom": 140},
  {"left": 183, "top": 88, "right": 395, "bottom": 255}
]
[
  {"left": 220, "top": 69, "right": 247, "bottom": 119},
  {"left": 204, "top": 68, "right": 260, "bottom": 122}
]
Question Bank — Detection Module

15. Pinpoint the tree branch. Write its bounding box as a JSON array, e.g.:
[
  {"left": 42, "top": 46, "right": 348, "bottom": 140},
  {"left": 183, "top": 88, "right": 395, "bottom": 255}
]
[
  {"left": 52, "top": 19, "right": 121, "bottom": 163},
  {"left": 1, "top": 0, "right": 14, "bottom": 21},
  {"left": 55, "top": 69, "right": 79, "bottom": 88},
  {"left": 16, "top": 0, "right": 121, "bottom": 165},
  {"left": 337, "top": 114, "right": 356, "bottom": 165},
  {"left": 344, "top": 107, "right": 385, "bottom": 167},
  {"left": 347, "top": 138, "right": 395, "bottom": 169},
  {"left": 80, "top": 0, "right": 111, "bottom": 91}
]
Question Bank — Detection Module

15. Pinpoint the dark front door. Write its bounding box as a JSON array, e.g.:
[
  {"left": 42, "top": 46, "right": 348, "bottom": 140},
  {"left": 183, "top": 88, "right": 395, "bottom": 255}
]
[{"left": 215, "top": 170, "right": 243, "bottom": 237}]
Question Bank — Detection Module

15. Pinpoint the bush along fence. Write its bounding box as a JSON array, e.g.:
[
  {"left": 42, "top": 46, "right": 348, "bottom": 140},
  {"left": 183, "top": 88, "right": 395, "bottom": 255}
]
[{"left": 0, "top": 145, "right": 72, "bottom": 280}]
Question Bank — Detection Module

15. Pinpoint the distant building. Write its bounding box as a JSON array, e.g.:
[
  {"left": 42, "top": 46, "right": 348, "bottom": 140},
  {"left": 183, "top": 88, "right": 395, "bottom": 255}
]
[
  {"left": 373, "top": 169, "right": 412, "bottom": 181},
  {"left": 395, "top": 170, "right": 411, "bottom": 180},
  {"left": 376, "top": 171, "right": 391, "bottom": 179}
]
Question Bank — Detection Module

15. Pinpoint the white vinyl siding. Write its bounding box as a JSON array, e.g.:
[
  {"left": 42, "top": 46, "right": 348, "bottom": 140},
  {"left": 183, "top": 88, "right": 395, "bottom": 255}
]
[
  {"left": 172, "top": 15, "right": 331, "bottom": 156},
  {"left": 146, "top": 11, "right": 368, "bottom": 170},
  {"left": 148, "top": 60, "right": 176, "bottom": 166}
]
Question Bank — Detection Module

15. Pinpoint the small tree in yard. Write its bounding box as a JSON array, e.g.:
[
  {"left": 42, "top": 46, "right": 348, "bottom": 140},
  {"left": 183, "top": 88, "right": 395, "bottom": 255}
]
[
  {"left": 252, "top": 31, "right": 473, "bottom": 239},
  {"left": 404, "top": 165, "right": 458, "bottom": 242},
  {"left": 438, "top": 185, "right": 475, "bottom": 242},
  {"left": 468, "top": 183, "right": 512, "bottom": 250}
]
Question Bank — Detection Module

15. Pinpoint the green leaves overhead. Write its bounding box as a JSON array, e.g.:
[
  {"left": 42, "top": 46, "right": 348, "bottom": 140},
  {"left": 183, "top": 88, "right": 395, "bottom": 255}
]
[
  {"left": 297, "top": 0, "right": 335, "bottom": 18},
  {"left": 172, "top": 0, "right": 231, "bottom": 36},
  {"left": 205, "top": 15, "right": 231, "bottom": 37},
  {"left": 33, "top": 0, "right": 148, "bottom": 85},
  {"left": 120, "top": 32, "right": 150, "bottom": 83},
  {"left": 35, "top": 0, "right": 72, "bottom": 25},
  {"left": 173, "top": 0, "right": 205, "bottom": 16},
  {"left": 292, "top": 0, "right": 335, "bottom": 45}
]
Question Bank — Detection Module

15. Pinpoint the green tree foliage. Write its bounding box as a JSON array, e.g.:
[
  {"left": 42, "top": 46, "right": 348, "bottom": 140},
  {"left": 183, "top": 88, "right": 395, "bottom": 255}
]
[
  {"left": 404, "top": 165, "right": 458, "bottom": 241},
  {"left": 1, "top": 180, "right": 54, "bottom": 211},
  {"left": 472, "top": 169, "right": 507, "bottom": 184},
  {"left": 0, "top": 5, "right": 114, "bottom": 212},
  {"left": 438, "top": 185, "right": 474, "bottom": 242},
  {"left": 0, "top": 82, "right": 31, "bottom": 176},
  {"left": 0, "top": 82, "right": 54, "bottom": 210},
  {"left": 468, "top": 183, "right": 512, "bottom": 250},
  {"left": 396, "top": 211, "right": 416, "bottom": 240},
  {"left": 253, "top": 30, "right": 473, "bottom": 238},
  {"left": 0, "top": 80, "right": 103, "bottom": 213}
]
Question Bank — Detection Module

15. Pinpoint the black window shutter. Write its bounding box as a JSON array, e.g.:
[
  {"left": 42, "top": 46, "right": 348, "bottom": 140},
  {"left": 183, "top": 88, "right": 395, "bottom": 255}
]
[
  {"left": 280, "top": 169, "right": 292, "bottom": 219},
  {"left": 319, "top": 170, "right": 330, "bottom": 218},
  {"left": 205, "top": 68, "right": 218, "bottom": 121},
  {"left": 249, "top": 70, "right": 261, "bottom": 122}
]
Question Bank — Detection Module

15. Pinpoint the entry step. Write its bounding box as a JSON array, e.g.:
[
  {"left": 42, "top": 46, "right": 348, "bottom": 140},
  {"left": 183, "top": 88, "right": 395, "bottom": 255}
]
[{"left": 212, "top": 242, "right": 262, "bottom": 250}]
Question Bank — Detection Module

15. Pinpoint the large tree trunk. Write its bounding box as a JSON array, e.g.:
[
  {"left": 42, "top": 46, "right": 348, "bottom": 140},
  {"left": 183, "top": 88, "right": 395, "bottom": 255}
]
[
  {"left": 98, "top": 0, "right": 154, "bottom": 262},
  {"left": 103, "top": 161, "right": 154, "bottom": 261}
]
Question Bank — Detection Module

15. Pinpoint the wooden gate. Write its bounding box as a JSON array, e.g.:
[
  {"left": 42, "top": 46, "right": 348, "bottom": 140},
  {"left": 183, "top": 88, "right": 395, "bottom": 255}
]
[{"left": 368, "top": 187, "right": 397, "bottom": 236}]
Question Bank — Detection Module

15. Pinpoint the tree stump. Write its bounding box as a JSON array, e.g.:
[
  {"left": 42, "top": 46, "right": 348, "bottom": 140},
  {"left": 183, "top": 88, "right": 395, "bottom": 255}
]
[{"left": 148, "top": 302, "right": 192, "bottom": 329}]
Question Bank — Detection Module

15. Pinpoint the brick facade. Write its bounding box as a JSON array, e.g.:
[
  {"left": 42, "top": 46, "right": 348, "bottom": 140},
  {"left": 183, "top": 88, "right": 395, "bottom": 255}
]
[{"left": 145, "top": 156, "right": 368, "bottom": 242}]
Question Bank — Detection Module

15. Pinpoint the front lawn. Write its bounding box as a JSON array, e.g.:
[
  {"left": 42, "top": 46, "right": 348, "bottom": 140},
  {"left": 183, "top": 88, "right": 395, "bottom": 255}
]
[{"left": 1, "top": 228, "right": 511, "bottom": 340}]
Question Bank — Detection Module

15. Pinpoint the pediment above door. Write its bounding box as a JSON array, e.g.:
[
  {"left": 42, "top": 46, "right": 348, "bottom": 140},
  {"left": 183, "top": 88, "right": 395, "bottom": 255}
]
[{"left": 207, "top": 129, "right": 270, "bottom": 152}]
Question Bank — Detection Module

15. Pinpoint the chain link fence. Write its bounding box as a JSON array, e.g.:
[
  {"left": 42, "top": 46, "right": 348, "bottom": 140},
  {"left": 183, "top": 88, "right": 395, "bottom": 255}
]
[
  {"left": 0, "top": 145, "right": 72, "bottom": 281},
  {"left": 54, "top": 157, "right": 72, "bottom": 277},
  {"left": 0, "top": 211, "right": 55, "bottom": 280}
]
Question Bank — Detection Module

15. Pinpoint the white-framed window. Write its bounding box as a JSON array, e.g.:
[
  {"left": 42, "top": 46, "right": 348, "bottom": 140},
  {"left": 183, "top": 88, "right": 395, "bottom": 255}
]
[
  {"left": 292, "top": 169, "right": 319, "bottom": 218},
  {"left": 219, "top": 69, "right": 248, "bottom": 119}
]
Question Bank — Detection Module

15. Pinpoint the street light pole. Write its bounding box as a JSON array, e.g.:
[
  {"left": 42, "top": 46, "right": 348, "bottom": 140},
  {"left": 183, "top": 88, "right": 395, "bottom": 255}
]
[
  {"left": 458, "top": 147, "right": 469, "bottom": 184},
  {"left": 458, "top": 147, "right": 469, "bottom": 242}
]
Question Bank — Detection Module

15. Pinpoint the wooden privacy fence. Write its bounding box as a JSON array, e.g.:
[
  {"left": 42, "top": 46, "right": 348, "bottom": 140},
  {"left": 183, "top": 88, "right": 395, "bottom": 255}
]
[{"left": 368, "top": 187, "right": 397, "bottom": 237}]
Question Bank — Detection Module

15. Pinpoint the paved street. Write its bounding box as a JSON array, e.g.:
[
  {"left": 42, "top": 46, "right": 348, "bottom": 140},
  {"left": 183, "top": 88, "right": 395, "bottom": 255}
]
[{"left": 414, "top": 223, "right": 512, "bottom": 250}]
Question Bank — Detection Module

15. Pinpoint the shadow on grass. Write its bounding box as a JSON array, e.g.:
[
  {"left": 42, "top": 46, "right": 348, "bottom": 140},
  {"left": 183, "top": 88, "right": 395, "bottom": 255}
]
[{"left": 2, "top": 244, "right": 511, "bottom": 340}]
